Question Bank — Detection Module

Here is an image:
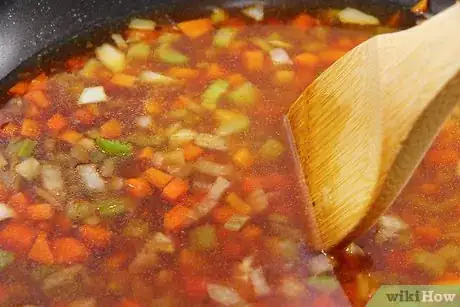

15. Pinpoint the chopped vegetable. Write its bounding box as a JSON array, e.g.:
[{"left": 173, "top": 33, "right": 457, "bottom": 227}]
[
  {"left": 189, "top": 224, "right": 217, "bottom": 251},
  {"left": 124, "top": 219, "right": 149, "bottom": 238},
  {"left": 111, "top": 33, "right": 128, "bottom": 49},
  {"left": 125, "top": 178, "right": 152, "bottom": 198},
  {"left": 162, "top": 178, "right": 189, "bottom": 201},
  {"left": 194, "top": 160, "right": 234, "bottom": 177},
  {"left": 228, "top": 82, "right": 258, "bottom": 107},
  {"left": 28, "top": 232, "right": 54, "bottom": 264},
  {"left": 111, "top": 73, "right": 137, "bottom": 87},
  {"left": 27, "top": 203, "right": 54, "bottom": 220},
  {"left": 183, "top": 143, "right": 204, "bottom": 161},
  {"left": 215, "top": 110, "right": 250, "bottom": 136},
  {"left": 78, "top": 86, "right": 108, "bottom": 104},
  {"left": 270, "top": 48, "right": 293, "bottom": 65},
  {"left": 164, "top": 149, "right": 186, "bottom": 166},
  {"left": 24, "top": 90, "right": 50, "bottom": 108},
  {"left": 0, "top": 203, "right": 16, "bottom": 221},
  {"left": 53, "top": 237, "right": 89, "bottom": 264},
  {"left": 250, "top": 267, "right": 271, "bottom": 296},
  {"left": 124, "top": 132, "right": 166, "bottom": 147},
  {"left": 338, "top": 8, "right": 380, "bottom": 25},
  {"left": 129, "top": 18, "right": 156, "bottom": 30},
  {"left": 211, "top": 8, "right": 228, "bottom": 24},
  {"left": 77, "top": 164, "right": 106, "bottom": 192},
  {"left": 376, "top": 215, "right": 409, "bottom": 243},
  {"left": 213, "top": 27, "right": 238, "bottom": 48},
  {"left": 21, "top": 119, "right": 40, "bottom": 139},
  {"left": 95, "top": 43, "right": 126, "bottom": 72},
  {"left": 308, "top": 254, "right": 334, "bottom": 276},
  {"left": 169, "top": 129, "right": 197, "bottom": 147},
  {"left": 42, "top": 265, "right": 84, "bottom": 291},
  {"left": 194, "top": 133, "right": 228, "bottom": 151},
  {"left": 258, "top": 138, "right": 285, "bottom": 161},
  {"left": 96, "top": 197, "right": 131, "bottom": 218},
  {"left": 232, "top": 148, "right": 254, "bottom": 169},
  {"left": 47, "top": 113, "right": 68, "bottom": 132},
  {"left": 164, "top": 205, "right": 192, "bottom": 231},
  {"left": 178, "top": 18, "right": 213, "bottom": 38},
  {"left": 144, "top": 167, "right": 173, "bottom": 188},
  {"left": 224, "top": 214, "right": 250, "bottom": 231},
  {"left": 242, "top": 4, "right": 264, "bottom": 21},
  {"left": 246, "top": 188, "right": 269, "bottom": 213},
  {"left": 0, "top": 223, "right": 36, "bottom": 254},
  {"left": 0, "top": 249, "right": 15, "bottom": 271},
  {"left": 135, "top": 115, "right": 153, "bottom": 129},
  {"left": 190, "top": 176, "right": 231, "bottom": 221},
  {"left": 274, "top": 70, "right": 294, "bottom": 84},
  {"left": 41, "top": 165, "right": 64, "bottom": 193},
  {"left": 59, "top": 129, "right": 83, "bottom": 144},
  {"left": 243, "top": 50, "right": 264, "bottom": 71},
  {"left": 79, "top": 224, "right": 112, "bottom": 248},
  {"left": 66, "top": 200, "right": 95, "bottom": 221},
  {"left": 201, "top": 79, "right": 229, "bottom": 110},
  {"left": 127, "top": 42, "right": 151, "bottom": 60},
  {"left": 148, "top": 232, "right": 175, "bottom": 253},
  {"left": 155, "top": 43, "right": 189, "bottom": 64},
  {"left": 96, "top": 138, "right": 133, "bottom": 156},
  {"left": 139, "top": 71, "right": 177, "bottom": 84},
  {"left": 207, "top": 283, "right": 243, "bottom": 306},
  {"left": 279, "top": 276, "right": 306, "bottom": 298},
  {"left": 100, "top": 119, "right": 122, "bottom": 139}
]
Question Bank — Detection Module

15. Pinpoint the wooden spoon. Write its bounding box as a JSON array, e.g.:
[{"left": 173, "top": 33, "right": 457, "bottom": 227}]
[{"left": 287, "top": 3, "right": 460, "bottom": 251}]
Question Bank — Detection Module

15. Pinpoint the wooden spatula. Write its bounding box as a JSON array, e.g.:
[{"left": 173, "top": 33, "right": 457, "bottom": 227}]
[{"left": 287, "top": 3, "right": 460, "bottom": 251}]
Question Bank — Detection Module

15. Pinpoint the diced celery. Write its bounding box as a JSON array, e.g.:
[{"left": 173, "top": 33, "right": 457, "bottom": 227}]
[
  {"left": 258, "top": 138, "right": 285, "bottom": 161},
  {"left": 211, "top": 8, "right": 228, "bottom": 24},
  {"left": 155, "top": 44, "right": 189, "bottom": 65},
  {"left": 228, "top": 82, "right": 258, "bottom": 107},
  {"left": 194, "top": 133, "right": 228, "bottom": 151},
  {"left": 15, "top": 157, "right": 40, "bottom": 180},
  {"left": 0, "top": 249, "right": 15, "bottom": 271},
  {"left": 95, "top": 43, "right": 126, "bottom": 73},
  {"left": 215, "top": 110, "right": 250, "bottom": 136},
  {"left": 306, "top": 276, "right": 340, "bottom": 294},
  {"left": 96, "top": 138, "right": 133, "bottom": 156},
  {"left": 124, "top": 133, "right": 166, "bottom": 147},
  {"left": 213, "top": 27, "right": 238, "bottom": 48},
  {"left": 127, "top": 43, "right": 151, "bottom": 60},
  {"left": 66, "top": 200, "right": 94, "bottom": 221},
  {"left": 96, "top": 197, "right": 131, "bottom": 218},
  {"left": 411, "top": 250, "right": 447, "bottom": 277},
  {"left": 201, "top": 80, "right": 229, "bottom": 110},
  {"left": 17, "top": 138, "right": 37, "bottom": 158},
  {"left": 224, "top": 214, "right": 250, "bottom": 231},
  {"left": 129, "top": 18, "right": 156, "bottom": 31},
  {"left": 189, "top": 224, "right": 217, "bottom": 251},
  {"left": 123, "top": 219, "right": 150, "bottom": 238}
]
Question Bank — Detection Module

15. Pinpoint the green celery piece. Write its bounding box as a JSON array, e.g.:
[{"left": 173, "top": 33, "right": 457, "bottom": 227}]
[
  {"left": 216, "top": 114, "right": 250, "bottom": 136},
  {"left": 96, "top": 138, "right": 133, "bottom": 156},
  {"left": 228, "top": 82, "right": 258, "bottom": 107},
  {"left": 96, "top": 197, "right": 131, "bottom": 218},
  {"left": 213, "top": 27, "right": 238, "bottom": 48},
  {"left": 17, "top": 139, "right": 37, "bottom": 158},
  {"left": 0, "top": 249, "right": 15, "bottom": 271},
  {"left": 124, "top": 133, "right": 166, "bottom": 147},
  {"left": 189, "top": 224, "right": 217, "bottom": 251},
  {"left": 66, "top": 200, "right": 94, "bottom": 221},
  {"left": 201, "top": 80, "right": 229, "bottom": 110},
  {"left": 306, "top": 276, "right": 340, "bottom": 294},
  {"left": 258, "top": 138, "right": 285, "bottom": 161},
  {"left": 155, "top": 44, "right": 189, "bottom": 65}
]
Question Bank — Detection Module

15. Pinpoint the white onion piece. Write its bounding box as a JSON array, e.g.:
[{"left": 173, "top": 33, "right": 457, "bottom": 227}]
[
  {"left": 270, "top": 48, "right": 293, "bottom": 65},
  {"left": 224, "top": 214, "right": 249, "bottom": 231},
  {"left": 338, "top": 8, "right": 380, "bottom": 25},
  {"left": 207, "top": 283, "right": 244, "bottom": 306},
  {"left": 135, "top": 115, "right": 153, "bottom": 129},
  {"left": 235, "top": 256, "right": 254, "bottom": 282},
  {"left": 0, "top": 203, "right": 16, "bottom": 221},
  {"left": 95, "top": 43, "right": 126, "bottom": 73},
  {"left": 78, "top": 138, "right": 96, "bottom": 151},
  {"left": 139, "top": 71, "right": 177, "bottom": 84},
  {"left": 129, "top": 18, "right": 156, "bottom": 30},
  {"left": 78, "top": 86, "right": 107, "bottom": 105},
  {"left": 169, "top": 129, "right": 197, "bottom": 147},
  {"left": 41, "top": 165, "right": 64, "bottom": 193},
  {"left": 148, "top": 232, "right": 175, "bottom": 253},
  {"left": 308, "top": 254, "right": 334, "bottom": 276},
  {"left": 242, "top": 4, "right": 264, "bottom": 21},
  {"left": 376, "top": 215, "right": 408, "bottom": 243},
  {"left": 111, "top": 33, "right": 128, "bottom": 50},
  {"left": 250, "top": 267, "right": 271, "bottom": 297},
  {"left": 194, "top": 133, "right": 228, "bottom": 151},
  {"left": 77, "top": 164, "right": 105, "bottom": 192},
  {"left": 193, "top": 160, "right": 233, "bottom": 177},
  {"left": 15, "top": 157, "right": 41, "bottom": 180},
  {"left": 246, "top": 188, "right": 269, "bottom": 214},
  {"left": 191, "top": 176, "right": 231, "bottom": 221}
]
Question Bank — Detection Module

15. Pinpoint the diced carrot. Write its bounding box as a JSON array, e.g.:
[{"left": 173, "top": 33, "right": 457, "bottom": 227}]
[
  {"left": 164, "top": 205, "right": 192, "bottom": 231},
  {"left": 177, "top": 18, "right": 213, "bottom": 38},
  {"left": 144, "top": 167, "right": 173, "bottom": 188},
  {"left": 79, "top": 225, "right": 112, "bottom": 249},
  {"left": 318, "top": 50, "right": 347, "bottom": 64},
  {"left": 241, "top": 224, "right": 262, "bottom": 242},
  {"left": 183, "top": 143, "right": 204, "bottom": 161},
  {"left": 27, "top": 204, "right": 55, "bottom": 220},
  {"left": 1, "top": 123, "right": 19, "bottom": 138},
  {"left": 225, "top": 192, "right": 252, "bottom": 215},
  {"left": 53, "top": 214, "right": 73, "bottom": 234},
  {"left": 111, "top": 73, "right": 137, "bottom": 87},
  {"left": 21, "top": 119, "right": 40, "bottom": 138},
  {"left": 162, "top": 178, "right": 189, "bottom": 202},
  {"left": 52, "top": 237, "right": 89, "bottom": 264},
  {"left": 119, "top": 298, "right": 142, "bottom": 307},
  {"left": 66, "top": 56, "right": 86, "bottom": 71},
  {"left": 28, "top": 73, "right": 48, "bottom": 92},
  {"left": 227, "top": 73, "right": 246, "bottom": 87},
  {"left": 58, "top": 129, "right": 83, "bottom": 144},
  {"left": 414, "top": 226, "right": 441, "bottom": 245},
  {"left": 387, "top": 11, "right": 402, "bottom": 28},
  {"left": 212, "top": 206, "right": 237, "bottom": 224},
  {"left": 232, "top": 148, "right": 254, "bottom": 169},
  {"left": 137, "top": 147, "right": 155, "bottom": 160},
  {"left": 144, "top": 100, "right": 161, "bottom": 115},
  {"left": 125, "top": 178, "right": 153, "bottom": 198},
  {"left": 28, "top": 232, "right": 54, "bottom": 264},
  {"left": 106, "top": 251, "right": 129, "bottom": 270},
  {"left": 47, "top": 113, "right": 68, "bottom": 132},
  {"left": 24, "top": 90, "right": 50, "bottom": 108},
  {"left": 167, "top": 67, "right": 200, "bottom": 79},
  {"left": 0, "top": 222, "right": 36, "bottom": 254},
  {"left": 25, "top": 103, "right": 40, "bottom": 118},
  {"left": 295, "top": 52, "right": 320, "bottom": 67},
  {"left": 184, "top": 276, "right": 208, "bottom": 301},
  {"left": 291, "top": 13, "right": 317, "bottom": 31},
  {"left": 241, "top": 174, "right": 290, "bottom": 193},
  {"left": 9, "top": 192, "right": 29, "bottom": 216},
  {"left": 36, "top": 221, "right": 52, "bottom": 233},
  {"left": 74, "top": 107, "right": 95, "bottom": 125},
  {"left": 206, "top": 63, "right": 226, "bottom": 79},
  {"left": 8, "top": 81, "right": 29, "bottom": 95},
  {"left": 243, "top": 50, "right": 264, "bottom": 72},
  {"left": 100, "top": 119, "right": 123, "bottom": 139},
  {"left": 425, "top": 149, "right": 459, "bottom": 166}
]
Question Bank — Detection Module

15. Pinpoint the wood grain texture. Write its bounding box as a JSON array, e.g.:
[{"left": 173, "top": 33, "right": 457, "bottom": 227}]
[{"left": 287, "top": 3, "right": 460, "bottom": 251}]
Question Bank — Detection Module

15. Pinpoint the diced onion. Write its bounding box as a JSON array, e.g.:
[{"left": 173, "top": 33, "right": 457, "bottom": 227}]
[
  {"left": 139, "top": 71, "right": 177, "bottom": 84},
  {"left": 77, "top": 164, "right": 105, "bottom": 192},
  {"left": 338, "top": 8, "right": 380, "bottom": 25},
  {"left": 95, "top": 43, "right": 126, "bottom": 73},
  {"left": 270, "top": 48, "right": 293, "bottom": 65},
  {"left": 129, "top": 18, "right": 156, "bottom": 31},
  {"left": 194, "top": 133, "right": 228, "bottom": 151},
  {"left": 246, "top": 188, "right": 269, "bottom": 214},
  {"left": 148, "top": 232, "right": 175, "bottom": 253},
  {"left": 242, "top": 4, "right": 264, "bottom": 21},
  {"left": 111, "top": 33, "right": 128, "bottom": 50},
  {"left": 41, "top": 165, "right": 64, "bottom": 193},
  {"left": 15, "top": 157, "right": 41, "bottom": 180},
  {"left": 169, "top": 129, "right": 197, "bottom": 147},
  {"left": 136, "top": 115, "right": 153, "bottom": 129},
  {"left": 100, "top": 158, "right": 115, "bottom": 178},
  {"left": 0, "top": 202, "right": 16, "bottom": 221},
  {"left": 207, "top": 283, "right": 244, "bottom": 306},
  {"left": 250, "top": 267, "right": 271, "bottom": 297},
  {"left": 194, "top": 160, "right": 234, "bottom": 177},
  {"left": 224, "top": 214, "right": 250, "bottom": 231},
  {"left": 376, "top": 215, "right": 408, "bottom": 243},
  {"left": 308, "top": 254, "right": 334, "bottom": 276},
  {"left": 191, "top": 176, "right": 231, "bottom": 221},
  {"left": 78, "top": 86, "right": 107, "bottom": 105}
]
